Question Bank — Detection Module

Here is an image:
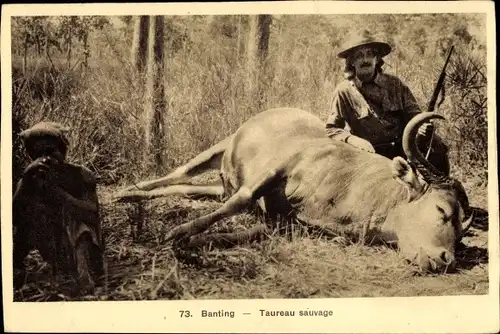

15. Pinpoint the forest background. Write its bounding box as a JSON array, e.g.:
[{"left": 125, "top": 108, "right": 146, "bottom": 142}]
[{"left": 11, "top": 13, "right": 487, "bottom": 189}]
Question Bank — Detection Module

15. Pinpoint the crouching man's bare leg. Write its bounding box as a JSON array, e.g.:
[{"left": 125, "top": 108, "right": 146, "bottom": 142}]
[{"left": 74, "top": 232, "right": 105, "bottom": 295}]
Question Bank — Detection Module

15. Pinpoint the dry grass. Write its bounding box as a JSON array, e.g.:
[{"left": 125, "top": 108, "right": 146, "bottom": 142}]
[{"left": 14, "top": 179, "right": 489, "bottom": 302}]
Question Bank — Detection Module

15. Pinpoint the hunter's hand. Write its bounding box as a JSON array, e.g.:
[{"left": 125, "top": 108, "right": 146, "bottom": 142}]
[
  {"left": 347, "top": 135, "right": 375, "bottom": 153},
  {"left": 418, "top": 122, "right": 434, "bottom": 138},
  {"left": 23, "top": 156, "right": 58, "bottom": 182}
]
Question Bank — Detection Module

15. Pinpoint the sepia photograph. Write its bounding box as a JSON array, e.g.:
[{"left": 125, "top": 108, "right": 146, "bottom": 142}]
[{"left": 1, "top": 1, "right": 498, "bottom": 333}]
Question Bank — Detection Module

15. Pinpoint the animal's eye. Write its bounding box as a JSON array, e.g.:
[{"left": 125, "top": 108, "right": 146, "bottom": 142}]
[{"left": 436, "top": 206, "right": 445, "bottom": 215}]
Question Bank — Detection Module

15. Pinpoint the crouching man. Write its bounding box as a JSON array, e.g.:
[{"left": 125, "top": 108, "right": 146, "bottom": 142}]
[
  {"left": 13, "top": 122, "right": 105, "bottom": 295},
  {"left": 326, "top": 33, "right": 450, "bottom": 175}
]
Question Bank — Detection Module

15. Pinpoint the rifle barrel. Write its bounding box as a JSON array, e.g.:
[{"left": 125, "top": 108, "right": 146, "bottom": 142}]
[{"left": 427, "top": 45, "right": 455, "bottom": 112}]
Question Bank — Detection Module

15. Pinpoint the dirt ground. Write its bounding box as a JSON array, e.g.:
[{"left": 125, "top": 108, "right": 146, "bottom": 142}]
[{"left": 13, "top": 173, "right": 489, "bottom": 302}]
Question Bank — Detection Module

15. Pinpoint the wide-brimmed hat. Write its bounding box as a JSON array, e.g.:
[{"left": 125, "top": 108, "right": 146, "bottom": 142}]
[{"left": 337, "top": 36, "right": 392, "bottom": 59}]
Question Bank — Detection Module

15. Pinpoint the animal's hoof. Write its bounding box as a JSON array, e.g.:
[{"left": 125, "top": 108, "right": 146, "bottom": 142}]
[
  {"left": 111, "top": 193, "right": 126, "bottom": 202},
  {"left": 331, "top": 236, "right": 349, "bottom": 246},
  {"left": 113, "top": 191, "right": 146, "bottom": 203},
  {"left": 122, "top": 184, "right": 143, "bottom": 192},
  {"left": 165, "top": 225, "right": 190, "bottom": 242}
]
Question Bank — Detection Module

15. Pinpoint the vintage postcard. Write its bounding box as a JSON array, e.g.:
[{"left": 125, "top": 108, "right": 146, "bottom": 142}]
[{"left": 1, "top": 1, "right": 498, "bottom": 333}]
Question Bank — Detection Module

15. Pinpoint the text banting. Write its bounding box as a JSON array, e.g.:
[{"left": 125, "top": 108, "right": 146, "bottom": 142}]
[{"left": 201, "top": 310, "right": 236, "bottom": 318}]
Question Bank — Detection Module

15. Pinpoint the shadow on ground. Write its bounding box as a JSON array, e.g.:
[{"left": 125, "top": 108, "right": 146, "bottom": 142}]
[
  {"left": 454, "top": 206, "right": 489, "bottom": 271},
  {"left": 469, "top": 206, "right": 489, "bottom": 232},
  {"left": 455, "top": 243, "right": 488, "bottom": 271}
]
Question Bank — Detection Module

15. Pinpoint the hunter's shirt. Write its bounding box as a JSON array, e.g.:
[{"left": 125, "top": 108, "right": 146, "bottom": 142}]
[{"left": 325, "top": 72, "right": 421, "bottom": 146}]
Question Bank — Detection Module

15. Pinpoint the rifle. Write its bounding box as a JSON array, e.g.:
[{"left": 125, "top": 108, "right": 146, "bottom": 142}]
[{"left": 425, "top": 45, "right": 454, "bottom": 159}]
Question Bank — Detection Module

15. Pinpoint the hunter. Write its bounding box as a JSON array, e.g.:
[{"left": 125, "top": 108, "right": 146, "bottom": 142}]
[{"left": 325, "top": 33, "right": 450, "bottom": 175}]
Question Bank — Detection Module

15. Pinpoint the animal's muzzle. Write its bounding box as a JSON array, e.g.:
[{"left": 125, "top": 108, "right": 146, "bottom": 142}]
[{"left": 416, "top": 248, "right": 457, "bottom": 274}]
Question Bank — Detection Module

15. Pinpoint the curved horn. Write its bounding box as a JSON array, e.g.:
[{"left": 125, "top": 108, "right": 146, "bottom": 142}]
[
  {"left": 461, "top": 210, "right": 475, "bottom": 236},
  {"left": 402, "top": 112, "right": 448, "bottom": 182}
]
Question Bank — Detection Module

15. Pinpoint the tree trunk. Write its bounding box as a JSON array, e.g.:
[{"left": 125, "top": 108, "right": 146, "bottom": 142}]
[
  {"left": 246, "top": 16, "right": 258, "bottom": 102},
  {"left": 66, "top": 34, "right": 72, "bottom": 69},
  {"left": 131, "top": 16, "right": 150, "bottom": 73},
  {"left": 35, "top": 36, "right": 42, "bottom": 56},
  {"left": 82, "top": 33, "right": 90, "bottom": 69},
  {"left": 257, "top": 15, "right": 272, "bottom": 107},
  {"left": 235, "top": 16, "right": 242, "bottom": 65},
  {"left": 246, "top": 15, "right": 272, "bottom": 109},
  {"left": 45, "top": 35, "right": 54, "bottom": 68},
  {"left": 144, "top": 16, "right": 167, "bottom": 175},
  {"left": 257, "top": 15, "right": 272, "bottom": 64},
  {"left": 23, "top": 34, "right": 28, "bottom": 75}
]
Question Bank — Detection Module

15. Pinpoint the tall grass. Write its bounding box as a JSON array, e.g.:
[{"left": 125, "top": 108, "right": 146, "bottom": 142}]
[{"left": 11, "top": 14, "right": 488, "bottom": 188}]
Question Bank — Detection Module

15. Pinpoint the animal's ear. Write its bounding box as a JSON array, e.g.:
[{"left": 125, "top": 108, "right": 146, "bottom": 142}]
[{"left": 391, "top": 157, "right": 425, "bottom": 193}]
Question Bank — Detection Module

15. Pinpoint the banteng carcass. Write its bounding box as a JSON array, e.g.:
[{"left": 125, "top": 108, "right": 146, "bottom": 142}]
[{"left": 115, "top": 108, "right": 474, "bottom": 274}]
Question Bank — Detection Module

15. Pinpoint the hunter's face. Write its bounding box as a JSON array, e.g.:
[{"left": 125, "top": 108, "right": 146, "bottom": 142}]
[
  {"left": 29, "top": 137, "right": 65, "bottom": 163},
  {"left": 352, "top": 46, "right": 378, "bottom": 81}
]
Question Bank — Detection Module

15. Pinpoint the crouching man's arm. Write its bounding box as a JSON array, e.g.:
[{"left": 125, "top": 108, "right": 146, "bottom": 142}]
[
  {"left": 51, "top": 183, "right": 99, "bottom": 214},
  {"left": 44, "top": 165, "right": 99, "bottom": 215}
]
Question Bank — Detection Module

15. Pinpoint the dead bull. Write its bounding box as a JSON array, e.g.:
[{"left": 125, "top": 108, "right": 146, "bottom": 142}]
[{"left": 115, "top": 108, "right": 474, "bottom": 274}]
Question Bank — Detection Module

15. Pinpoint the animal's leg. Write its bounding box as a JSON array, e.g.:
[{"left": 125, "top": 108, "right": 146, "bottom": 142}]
[
  {"left": 183, "top": 224, "right": 270, "bottom": 249},
  {"left": 118, "top": 135, "right": 232, "bottom": 193},
  {"left": 115, "top": 183, "right": 225, "bottom": 203},
  {"left": 165, "top": 168, "right": 284, "bottom": 242}
]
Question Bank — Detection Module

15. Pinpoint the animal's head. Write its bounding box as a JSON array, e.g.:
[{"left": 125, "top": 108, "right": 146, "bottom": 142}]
[
  {"left": 385, "top": 112, "right": 473, "bottom": 274},
  {"left": 20, "top": 121, "right": 70, "bottom": 163}
]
